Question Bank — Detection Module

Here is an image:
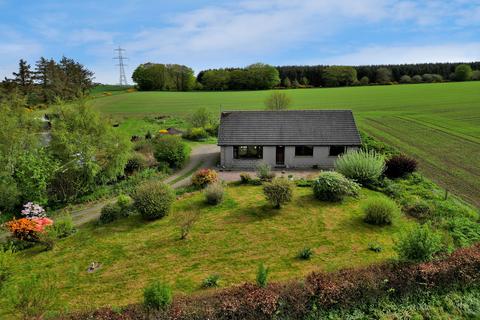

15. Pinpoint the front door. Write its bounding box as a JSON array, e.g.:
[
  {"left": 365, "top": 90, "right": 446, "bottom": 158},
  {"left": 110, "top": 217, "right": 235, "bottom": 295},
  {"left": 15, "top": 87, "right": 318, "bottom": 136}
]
[{"left": 276, "top": 146, "right": 285, "bottom": 165}]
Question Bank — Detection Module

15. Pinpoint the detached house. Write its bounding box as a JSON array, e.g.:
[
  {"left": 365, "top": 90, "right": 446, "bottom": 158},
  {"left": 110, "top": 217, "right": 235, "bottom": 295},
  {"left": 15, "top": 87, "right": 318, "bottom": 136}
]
[{"left": 218, "top": 110, "right": 361, "bottom": 169}]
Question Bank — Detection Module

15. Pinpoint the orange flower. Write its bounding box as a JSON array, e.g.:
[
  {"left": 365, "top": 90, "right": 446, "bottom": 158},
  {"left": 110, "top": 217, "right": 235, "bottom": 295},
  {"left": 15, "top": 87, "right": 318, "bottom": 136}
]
[{"left": 5, "top": 218, "right": 40, "bottom": 241}]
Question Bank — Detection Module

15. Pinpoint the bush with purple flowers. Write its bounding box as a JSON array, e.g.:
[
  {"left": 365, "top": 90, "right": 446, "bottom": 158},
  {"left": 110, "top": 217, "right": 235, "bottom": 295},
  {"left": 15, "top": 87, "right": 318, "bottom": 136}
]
[{"left": 20, "top": 202, "right": 46, "bottom": 219}]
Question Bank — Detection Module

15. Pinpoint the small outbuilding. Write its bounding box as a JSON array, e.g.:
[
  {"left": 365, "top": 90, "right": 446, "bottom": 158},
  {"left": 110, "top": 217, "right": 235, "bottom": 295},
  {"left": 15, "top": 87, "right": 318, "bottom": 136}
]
[{"left": 217, "top": 110, "right": 361, "bottom": 169}]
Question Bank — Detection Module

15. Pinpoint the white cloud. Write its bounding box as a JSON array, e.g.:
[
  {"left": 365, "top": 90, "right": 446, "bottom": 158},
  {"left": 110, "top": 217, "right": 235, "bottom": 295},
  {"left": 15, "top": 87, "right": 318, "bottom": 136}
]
[
  {"left": 69, "top": 29, "right": 116, "bottom": 46},
  {"left": 120, "top": 0, "right": 480, "bottom": 75},
  {"left": 3, "top": 0, "right": 478, "bottom": 83},
  {"left": 323, "top": 43, "right": 480, "bottom": 65},
  {"left": 123, "top": 0, "right": 393, "bottom": 70}
]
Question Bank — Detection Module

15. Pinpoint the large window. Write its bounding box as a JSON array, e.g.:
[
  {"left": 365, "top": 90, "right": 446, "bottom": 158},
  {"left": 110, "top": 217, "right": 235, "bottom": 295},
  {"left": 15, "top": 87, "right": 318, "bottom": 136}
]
[
  {"left": 233, "top": 146, "right": 263, "bottom": 159},
  {"left": 329, "top": 146, "right": 346, "bottom": 156},
  {"left": 295, "top": 146, "right": 314, "bottom": 156}
]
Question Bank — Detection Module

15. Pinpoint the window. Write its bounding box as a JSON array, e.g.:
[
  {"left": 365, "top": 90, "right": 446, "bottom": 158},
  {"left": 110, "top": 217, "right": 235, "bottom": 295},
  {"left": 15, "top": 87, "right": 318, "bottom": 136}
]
[
  {"left": 329, "top": 146, "right": 346, "bottom": 156},
  {"left": 295, "top": 146, "right": 314, "bottom": 156},
  {"left": 233, "top": 146, "right": 263, "bottom": 159}
]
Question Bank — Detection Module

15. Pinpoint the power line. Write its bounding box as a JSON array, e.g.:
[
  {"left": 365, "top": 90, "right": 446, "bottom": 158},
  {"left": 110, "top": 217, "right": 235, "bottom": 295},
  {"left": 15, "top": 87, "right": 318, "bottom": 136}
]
[{"left": 113, "top": 46, "right": 128, "bottom": 86}]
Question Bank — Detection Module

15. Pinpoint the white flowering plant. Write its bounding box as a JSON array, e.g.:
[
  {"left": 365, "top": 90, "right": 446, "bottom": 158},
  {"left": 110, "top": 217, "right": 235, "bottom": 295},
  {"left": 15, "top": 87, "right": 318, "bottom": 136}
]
[{"left": 21, "top": 202, "right": 47, "bottom": 219}]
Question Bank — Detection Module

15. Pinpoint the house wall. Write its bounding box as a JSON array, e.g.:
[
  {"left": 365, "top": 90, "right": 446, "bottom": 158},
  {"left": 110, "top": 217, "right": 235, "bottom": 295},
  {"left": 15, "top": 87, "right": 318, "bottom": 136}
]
[
  {"left": 220, "top": 146, "right": 276, "bottom": 169},
  {"left": 220, "top": 146, "right": 359, "bottom": 169}
]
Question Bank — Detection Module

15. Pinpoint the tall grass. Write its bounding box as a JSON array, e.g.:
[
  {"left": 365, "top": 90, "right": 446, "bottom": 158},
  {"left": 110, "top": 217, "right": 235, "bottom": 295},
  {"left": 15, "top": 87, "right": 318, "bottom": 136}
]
[{"left": 335, "top": 150, "right": 385, "bottom": 186}]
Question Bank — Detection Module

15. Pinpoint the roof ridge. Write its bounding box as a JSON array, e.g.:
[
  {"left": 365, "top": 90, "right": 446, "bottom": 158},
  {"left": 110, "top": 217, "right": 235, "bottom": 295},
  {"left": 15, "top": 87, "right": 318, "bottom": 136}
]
[{"left": 221, "top": 109, "right": 353, "bottom": 113}]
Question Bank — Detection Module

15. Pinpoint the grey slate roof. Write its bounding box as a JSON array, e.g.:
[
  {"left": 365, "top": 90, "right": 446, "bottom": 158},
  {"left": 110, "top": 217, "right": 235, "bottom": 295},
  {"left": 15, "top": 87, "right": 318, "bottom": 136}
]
[{"left": 218, "top": 110, "right": 361, "bottom": 146}]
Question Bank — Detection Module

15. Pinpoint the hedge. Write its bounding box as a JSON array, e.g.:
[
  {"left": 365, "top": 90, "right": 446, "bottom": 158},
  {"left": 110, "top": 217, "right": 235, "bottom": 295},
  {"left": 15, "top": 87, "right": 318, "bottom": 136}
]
[{"left": 62, "top": 244, "right": 480, "bottom": 320}]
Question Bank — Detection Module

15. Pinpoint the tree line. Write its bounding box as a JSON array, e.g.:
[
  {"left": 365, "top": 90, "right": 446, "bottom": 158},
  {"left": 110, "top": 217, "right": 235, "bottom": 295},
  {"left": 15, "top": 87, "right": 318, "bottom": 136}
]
[
  {"left": 1, "top": 57, "right": 94, "bottom": 106},
  {"left": 131, "top": 63, "right": 196, "bottom": 91},
  {"left": 132, "top": 61, "right": 480, "bottom": 91},
  {"left": 277, "top": 62, "right": 480, "bottom": 88},
  {"left": 133, "top": 63, "right": 281, "bottom": 91}
]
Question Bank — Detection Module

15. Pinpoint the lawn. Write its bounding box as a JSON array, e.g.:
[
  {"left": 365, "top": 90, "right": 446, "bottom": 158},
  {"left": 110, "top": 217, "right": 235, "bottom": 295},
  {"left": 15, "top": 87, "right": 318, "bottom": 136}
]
[
  {"left": 89, "top": 82, "right": 480, "bottom": 207},
  {"left": 2, "top": 185, "right": 415, "bottom": 314}
]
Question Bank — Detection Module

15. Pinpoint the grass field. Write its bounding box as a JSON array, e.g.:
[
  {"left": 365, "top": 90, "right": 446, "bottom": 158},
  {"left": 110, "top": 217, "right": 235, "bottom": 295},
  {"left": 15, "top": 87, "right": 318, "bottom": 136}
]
[
  {"left": 2, "top": 186, "right": 414, "bottom": 314},
  {"left": 90, "top": 82, "right": 480, "bottom": 207}
]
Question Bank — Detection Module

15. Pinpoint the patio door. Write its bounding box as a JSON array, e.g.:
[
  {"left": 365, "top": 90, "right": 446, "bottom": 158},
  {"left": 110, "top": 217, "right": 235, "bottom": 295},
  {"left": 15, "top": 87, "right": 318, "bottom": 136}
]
[{"left": 276, "top": 146, "right": 285, "bottom": 165}]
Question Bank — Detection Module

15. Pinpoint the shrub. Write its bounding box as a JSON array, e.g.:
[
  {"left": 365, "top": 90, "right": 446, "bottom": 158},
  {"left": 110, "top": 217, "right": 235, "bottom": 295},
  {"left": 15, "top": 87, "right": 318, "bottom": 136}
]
[
  {"left": 191, "top": 169, "right": 219, "bottom": 188},
  {"left": 152, "top": 135, "right": 188, "bottom": 169},
  {"left": 20, "top": 202, "right": 46, "bottom": 218},
  {"left": 256, "top": 264, "right": 269, "bottom": 288},
  {"left": 51, "top": 213, "right": 75, "bottom": 238},
  {"left": 183, "top": 127, "right": 208, "bottom": 141},
  {"left": 403, "top": 199, "right": 433, "bottom": 220},
  {"left": 186, "top": 107, "right": 214, "bottom": 128},
  {"left": 431, "top": 74, "right": 443, "bottom": 82},
  {"left": 256, "top": 163, "right": 275, "bottom": 181},
  {"left": 297, "top": 247, "right": 313, "bottom": 260},
  {"left": 399, "top": 75, "right": 412, "bottom": 83},
  {"left": 295, "top": 178, "right": 312, "bottom": 187},
  {"left": 179, "top": 211, "right": 197, "bottom": 240},
  {"left": 412, "top": 75, "right": 423, "bottom": 83},
  {"left": 124, "top": 154, "right": 148, "bottom": 175},
  {"left": 143, "top": 281, "right": 172, "bottom": 310},
  {"left": 384, "top": 154, "right": 418, "bottom": 179},
  {"left": 117, "top": 194, "right": 133, "bottom": 213},
  {"left": 239, "top": 173, "right": 252, "bottom": 184},
  {"left": 205, "top": 123, "right": 219, "bottom": 136},
  {"left": 249, "top": 178, "right": 262, "bottom": 185},
  {"left": 455, "top": 64, "right": 473, "bottom": 81},
  {"left": 362, "top": 197, "right": 399, "bottom": 226},
  {"left": 395, "top": 224, "right": 444, "bottom": 262},
  {"left": 264, "top": 91, "right": 291, "bottom": 110},
  {"left": 445, "top": 217, "right": 480, "bottom": 247},
  {"left": 335, "top": 150, "right": 385, "bottom": 186},
  {"left": 359, "top": 76, "right": 369, "bottom": 85},
  {"left": 263, "top": 177, "right": 293, "bottom": 209},
  {"left": 312, "top": 171, "right": 360, "bottom": 202},
  {"left": 202, "top": 274, "right": 220, "bottom": 288},
  {"left": 368, "top": 243, "right": 382, "bottom": 252},
  {"left": 133, "top": 181, "right": 175, "bottom": 220},
  {"left": 204, "top": 182, "right": 224, "bottom": 205},
  {"left": 99, "top": 202, "right": 122, "bottom": 224},
  {"left": 5, "top": 218, "right": 40, "bottom": 242},
  {"left": 422, "top": 73, "right": 434, "bottom": 82}
]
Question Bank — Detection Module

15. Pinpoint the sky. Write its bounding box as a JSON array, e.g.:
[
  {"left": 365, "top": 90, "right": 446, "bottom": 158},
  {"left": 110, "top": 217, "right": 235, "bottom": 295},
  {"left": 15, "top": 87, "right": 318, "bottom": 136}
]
[{"left": 1, "top": 0, "right": 479, "bottom": 84}]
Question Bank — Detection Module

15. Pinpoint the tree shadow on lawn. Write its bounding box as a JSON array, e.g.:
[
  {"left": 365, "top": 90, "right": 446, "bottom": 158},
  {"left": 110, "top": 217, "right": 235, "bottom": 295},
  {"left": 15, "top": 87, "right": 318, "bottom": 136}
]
[{"left": 227, "top": 203, "right": 284, "bottom": 223}]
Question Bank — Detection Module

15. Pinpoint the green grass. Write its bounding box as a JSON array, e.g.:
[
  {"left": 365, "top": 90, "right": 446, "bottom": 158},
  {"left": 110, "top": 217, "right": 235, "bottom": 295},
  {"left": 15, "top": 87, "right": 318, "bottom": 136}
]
[
  {"left": 89, "top": 81, "right": 480, "bottom": 207},
  {"left": 315, "top": 286, "right": 480, "bottom": 319},
  {"left": 1, "top": 185, "right": 415, "bottom": 314},
  {"left": 89, "top": 84, "right": 133, "bottom": 97}
]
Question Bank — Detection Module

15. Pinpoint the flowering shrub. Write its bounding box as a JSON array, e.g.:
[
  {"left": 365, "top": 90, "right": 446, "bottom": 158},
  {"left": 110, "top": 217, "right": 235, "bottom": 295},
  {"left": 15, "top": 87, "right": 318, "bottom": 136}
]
[
  {"left": 191, "top": 169, "right": 219, "bottom": 187},
  {"left": 5, "top": 217, "right": 53, "bottom": 242},
  {"left": 21, "top": 202, "right": 46, "bottom": 219},
  {"left": 5, "top": 218, "right": 40, "bottom": 241},
  {"left": 31, "top": 217, "right": 54, "bottom": 232}
]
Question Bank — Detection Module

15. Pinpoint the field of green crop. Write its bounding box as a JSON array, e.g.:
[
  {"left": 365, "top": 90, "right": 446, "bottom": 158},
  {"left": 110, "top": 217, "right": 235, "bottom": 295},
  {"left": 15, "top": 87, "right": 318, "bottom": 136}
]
[{"left": 90, "top": 82, "right": 480, "bottom": 207}]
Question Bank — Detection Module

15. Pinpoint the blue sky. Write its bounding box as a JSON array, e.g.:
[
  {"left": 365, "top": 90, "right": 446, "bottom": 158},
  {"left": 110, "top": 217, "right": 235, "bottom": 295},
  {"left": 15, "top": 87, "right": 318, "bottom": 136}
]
[{"left": 1, "top": 0, "right": 479, "bottom": 84}]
